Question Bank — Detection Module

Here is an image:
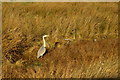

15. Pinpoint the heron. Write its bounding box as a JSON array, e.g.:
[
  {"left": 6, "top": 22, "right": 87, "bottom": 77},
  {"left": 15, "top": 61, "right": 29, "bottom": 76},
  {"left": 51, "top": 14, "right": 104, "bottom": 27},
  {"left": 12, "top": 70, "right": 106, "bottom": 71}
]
[{"left": 37, "top": 35, "right": 49, "bottom": 58}]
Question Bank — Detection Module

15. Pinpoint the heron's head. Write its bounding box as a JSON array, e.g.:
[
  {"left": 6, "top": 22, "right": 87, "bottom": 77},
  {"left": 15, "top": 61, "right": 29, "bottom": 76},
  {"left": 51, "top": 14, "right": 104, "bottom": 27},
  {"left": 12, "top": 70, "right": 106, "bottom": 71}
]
[{"left": 43, "top": 35, "right": 49, "bottom": 37}]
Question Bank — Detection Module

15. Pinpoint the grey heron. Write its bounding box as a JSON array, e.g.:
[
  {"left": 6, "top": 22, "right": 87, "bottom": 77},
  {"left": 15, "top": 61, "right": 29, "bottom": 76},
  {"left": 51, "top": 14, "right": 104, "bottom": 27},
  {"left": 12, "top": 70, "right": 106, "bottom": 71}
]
[{"left": 37, "top": 35, "right": 49, "bottom": 58}]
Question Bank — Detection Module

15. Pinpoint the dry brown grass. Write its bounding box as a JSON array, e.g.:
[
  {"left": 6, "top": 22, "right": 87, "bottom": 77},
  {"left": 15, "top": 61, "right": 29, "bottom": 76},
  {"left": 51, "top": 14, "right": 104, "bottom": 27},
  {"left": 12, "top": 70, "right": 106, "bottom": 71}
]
[
  {"left": 2, "top": 2, "right": 118, "bottom": 78},
  {"left": 2, "top": 39, "right": 118, "bottom": 78}
]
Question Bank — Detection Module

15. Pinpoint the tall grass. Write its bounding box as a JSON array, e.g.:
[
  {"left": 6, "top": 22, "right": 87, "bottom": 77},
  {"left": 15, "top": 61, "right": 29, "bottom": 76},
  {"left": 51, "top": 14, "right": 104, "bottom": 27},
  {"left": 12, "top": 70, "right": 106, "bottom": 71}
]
[
  {"left": 2, "top": 2, "right": 118, "bottom": 78},
  {"left": 3, "top": 2, "right": 118, "bottom": 41}
]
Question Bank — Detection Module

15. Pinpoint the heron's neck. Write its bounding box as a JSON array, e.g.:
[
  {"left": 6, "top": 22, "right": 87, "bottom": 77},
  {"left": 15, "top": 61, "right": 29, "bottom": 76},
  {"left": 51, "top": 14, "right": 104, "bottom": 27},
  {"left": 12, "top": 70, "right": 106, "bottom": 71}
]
[{"left": 43, "top": 36, "right": 46, "bottom": 47}]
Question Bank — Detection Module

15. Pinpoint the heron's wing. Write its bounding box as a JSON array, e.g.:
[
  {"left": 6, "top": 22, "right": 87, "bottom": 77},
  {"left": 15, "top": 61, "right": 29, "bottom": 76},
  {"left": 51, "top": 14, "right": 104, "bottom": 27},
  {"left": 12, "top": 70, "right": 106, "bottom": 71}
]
[{"left": 37, "top": 45, "right": 46, "bottom": 58}]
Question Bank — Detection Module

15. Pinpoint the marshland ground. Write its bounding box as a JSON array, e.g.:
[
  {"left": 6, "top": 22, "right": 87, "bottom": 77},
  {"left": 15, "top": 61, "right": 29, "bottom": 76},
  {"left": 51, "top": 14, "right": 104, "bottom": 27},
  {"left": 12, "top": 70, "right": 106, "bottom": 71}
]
[{"left": 2, "top": 2, "right": 118, "bottom": 78}]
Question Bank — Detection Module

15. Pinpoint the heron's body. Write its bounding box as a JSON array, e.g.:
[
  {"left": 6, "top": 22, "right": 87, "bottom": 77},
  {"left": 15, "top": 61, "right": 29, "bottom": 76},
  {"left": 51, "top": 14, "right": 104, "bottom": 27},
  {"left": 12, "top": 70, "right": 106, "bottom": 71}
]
[
  {"left": 37, "top": 45, "right": 46, "bottom": 58},
  {"left": 37, "top": 35, "right": 49, "bottom": 58}
]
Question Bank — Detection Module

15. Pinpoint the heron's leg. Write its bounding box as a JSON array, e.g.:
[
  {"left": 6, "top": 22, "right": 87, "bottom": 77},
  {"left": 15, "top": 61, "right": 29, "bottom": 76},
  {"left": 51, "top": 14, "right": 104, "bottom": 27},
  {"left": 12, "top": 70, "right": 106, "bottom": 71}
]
[{"left": 41, "top": 56, "right": 43, "bottom": 58}]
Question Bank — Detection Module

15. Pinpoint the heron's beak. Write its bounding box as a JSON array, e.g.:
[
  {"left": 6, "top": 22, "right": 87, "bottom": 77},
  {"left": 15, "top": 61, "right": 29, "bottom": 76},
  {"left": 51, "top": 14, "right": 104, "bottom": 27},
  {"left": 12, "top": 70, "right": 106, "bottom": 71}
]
[
  {"left": 43, "top": 35, "right": 49, "bottom": 37},
  {"left": 46, "top": 35, "right": 49, "bottom": 37}
]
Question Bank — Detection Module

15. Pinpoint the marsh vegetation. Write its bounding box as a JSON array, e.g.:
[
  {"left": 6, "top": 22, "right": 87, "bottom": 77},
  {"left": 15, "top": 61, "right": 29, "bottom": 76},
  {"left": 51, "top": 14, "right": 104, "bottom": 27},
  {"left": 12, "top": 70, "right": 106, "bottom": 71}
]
[{"left": 2, "top": 2, "right": 118, "bottom": 78}]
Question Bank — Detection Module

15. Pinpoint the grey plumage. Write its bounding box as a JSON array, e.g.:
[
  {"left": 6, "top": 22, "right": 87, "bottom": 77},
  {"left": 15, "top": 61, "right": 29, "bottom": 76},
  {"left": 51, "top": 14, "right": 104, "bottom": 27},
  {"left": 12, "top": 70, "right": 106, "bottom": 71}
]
[
  {"left": 37, "top": 45, "right": 46, "bottom": 58},
  {"left": 37, "top": 35, "right": 49, "bottom": 58}
]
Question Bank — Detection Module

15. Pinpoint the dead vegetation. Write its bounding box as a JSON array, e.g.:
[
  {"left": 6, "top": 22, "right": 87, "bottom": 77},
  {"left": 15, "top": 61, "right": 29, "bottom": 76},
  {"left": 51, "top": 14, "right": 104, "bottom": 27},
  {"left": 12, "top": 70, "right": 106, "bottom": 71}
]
[
  {"left": 2, "top": 2, "right": 118, "bottom": 78},
  {"left": 2, "top": 39, "right": 118, "bottom": 78}
]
